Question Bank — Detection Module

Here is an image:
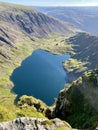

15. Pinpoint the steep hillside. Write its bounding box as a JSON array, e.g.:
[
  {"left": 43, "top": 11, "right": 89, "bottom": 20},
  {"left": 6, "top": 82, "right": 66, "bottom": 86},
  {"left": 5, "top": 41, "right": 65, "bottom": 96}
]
[
  {"left": 0, "top": 2, "right": 78, "bottom": 39},
  {"left": 53, "top": 68, "right": 98, "bottom": 129},
  {"left": 68, "top": 33, "right": 98, "bottom": 65},
  {"left": 63, "top": 32, "right": 98, "bottom": 82},
  {"left": 36, "top": 6, "right": 98, "bottom": 35}
]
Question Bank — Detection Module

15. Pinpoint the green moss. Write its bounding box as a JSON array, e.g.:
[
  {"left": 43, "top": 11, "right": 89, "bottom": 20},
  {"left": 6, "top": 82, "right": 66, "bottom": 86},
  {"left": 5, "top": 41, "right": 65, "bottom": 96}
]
[
  {"left": 41, "top": 120, "right": 53, "bottom": 126},
  {"left": 16, "top": 106, "right": 45, "bottom": 118},
  {"left": 17, "top": 95, "right": 47, "bottom": 111},
  {"left": 64, "top": 71, "right": 98, "bottom": 129}
]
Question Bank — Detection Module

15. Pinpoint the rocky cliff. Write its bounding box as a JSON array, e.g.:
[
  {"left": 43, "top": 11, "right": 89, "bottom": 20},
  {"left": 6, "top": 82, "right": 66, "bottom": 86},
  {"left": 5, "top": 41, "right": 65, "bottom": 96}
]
[
  {"left": 0, "top": 2, "right": 78, "bottom": 47},
  {"left": 36, "top": 6, "right": 98, "bottom": 35},
  {"left": 0, "top": 117, "right": 72, "bottom": 130},
  {"left": 53, "top": 68, "right": 98, "bottom": 129}
]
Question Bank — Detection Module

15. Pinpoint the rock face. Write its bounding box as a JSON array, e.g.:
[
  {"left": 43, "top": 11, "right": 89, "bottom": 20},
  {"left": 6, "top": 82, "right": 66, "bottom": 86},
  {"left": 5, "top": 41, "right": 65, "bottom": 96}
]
[
  {"left": 0, "top": 2, "right": 78, "bottom": 45},
  {"left": 53, "top": 68, "right": 98, "bottom": 129},
  {"left": 0, "top": 117, "right": 72, "bottom": 130}
]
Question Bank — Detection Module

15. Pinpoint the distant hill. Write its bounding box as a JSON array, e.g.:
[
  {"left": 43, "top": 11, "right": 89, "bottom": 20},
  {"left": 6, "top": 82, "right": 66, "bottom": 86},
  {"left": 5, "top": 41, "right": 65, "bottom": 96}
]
[{"left": 36, "top": 6, "right": 98, "bottom": 35}]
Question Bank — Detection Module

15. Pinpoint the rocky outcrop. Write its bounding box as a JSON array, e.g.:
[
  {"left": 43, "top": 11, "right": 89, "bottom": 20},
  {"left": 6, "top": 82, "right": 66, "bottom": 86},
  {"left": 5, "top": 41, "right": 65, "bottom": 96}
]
[
  {"left": 0, "top": 117, "right": 72, "bottom": 130},
  {"left": 53, "top": 68, "right": 98, "bottom": 129},
  {"left": 17, "top": 95, "right": 47, "bottom": 113}
]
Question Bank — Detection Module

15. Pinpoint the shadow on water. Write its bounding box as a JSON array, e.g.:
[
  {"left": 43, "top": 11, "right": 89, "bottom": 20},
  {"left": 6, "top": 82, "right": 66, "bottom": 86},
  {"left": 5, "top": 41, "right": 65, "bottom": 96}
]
[{"left": 10, "top": 49, "right": 70, "bottom": 106}]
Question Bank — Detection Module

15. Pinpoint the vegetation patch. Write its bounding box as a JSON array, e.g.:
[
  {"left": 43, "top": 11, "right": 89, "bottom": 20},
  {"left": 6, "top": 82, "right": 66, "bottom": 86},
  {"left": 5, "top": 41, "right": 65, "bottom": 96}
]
[
  {"left": 63, "top": 58, "right": 87, "bottom": 73},
  {"left": 41, "top": 120, "right": 53, "bottom": 126}
]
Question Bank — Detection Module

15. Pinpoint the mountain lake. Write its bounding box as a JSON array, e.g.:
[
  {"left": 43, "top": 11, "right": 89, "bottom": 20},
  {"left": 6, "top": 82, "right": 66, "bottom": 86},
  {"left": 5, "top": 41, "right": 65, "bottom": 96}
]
[{"left": 11, "top": 49, "right": 70, "bottom": 105}]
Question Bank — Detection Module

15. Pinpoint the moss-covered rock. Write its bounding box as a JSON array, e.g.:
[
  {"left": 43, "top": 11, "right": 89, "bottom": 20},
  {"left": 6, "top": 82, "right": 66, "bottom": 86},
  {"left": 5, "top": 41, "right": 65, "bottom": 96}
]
[
  {"left": 54, "top": 68, "right": 98, "bottom": 129},
  {"left": 17, "top": 95, "right": 48, "bottom": 113}
]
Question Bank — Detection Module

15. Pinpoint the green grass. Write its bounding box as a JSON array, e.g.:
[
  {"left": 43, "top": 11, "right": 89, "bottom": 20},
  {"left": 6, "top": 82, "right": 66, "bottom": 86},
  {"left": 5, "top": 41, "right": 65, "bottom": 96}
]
[
  {"left": 63, "top": 58, "right": 88, "bottom": 73},
  {"left": 35, "top": 34, "right": 74, "bottom": 54},
  {"left": 41, "top": 120, "right": 53, "bottom": 126},
  {"left": 0, "top": 88, "right": 46, "bottom": 121},
  {"left": 41, "top": 119, "right": 72, "bottom": 130}
]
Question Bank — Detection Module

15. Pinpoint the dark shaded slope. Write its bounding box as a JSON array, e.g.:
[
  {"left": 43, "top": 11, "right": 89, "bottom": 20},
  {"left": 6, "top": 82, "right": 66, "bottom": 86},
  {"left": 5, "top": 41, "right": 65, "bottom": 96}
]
[
  {"left": 68, "top": 33, "right": 98, "bottom": 69},
  {"left": 62, "top": 32, "right": 98, "bottom": 83}
]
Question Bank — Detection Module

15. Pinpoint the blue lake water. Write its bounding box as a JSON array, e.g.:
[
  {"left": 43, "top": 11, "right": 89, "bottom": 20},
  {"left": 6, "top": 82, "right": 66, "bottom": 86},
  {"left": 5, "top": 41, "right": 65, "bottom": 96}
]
[{"left": 11, "top": 49, "right": 70, "bottom": 106}]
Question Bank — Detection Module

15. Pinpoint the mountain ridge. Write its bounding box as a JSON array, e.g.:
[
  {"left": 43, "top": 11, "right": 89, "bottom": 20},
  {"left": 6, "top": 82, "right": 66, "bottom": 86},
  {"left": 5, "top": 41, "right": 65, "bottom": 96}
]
[
  {"left": 36, "top": 6, "right": 98, "bottom": 35},
  {"left": 0, "top": 2, "right": 79, "bottom": 39}
]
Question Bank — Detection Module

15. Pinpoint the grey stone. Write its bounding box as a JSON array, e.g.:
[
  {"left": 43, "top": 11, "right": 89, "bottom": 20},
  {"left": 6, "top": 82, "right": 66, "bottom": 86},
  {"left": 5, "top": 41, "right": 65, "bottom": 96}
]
[{"left": 0, "top": 117, "right": 71, "bottom": 130}]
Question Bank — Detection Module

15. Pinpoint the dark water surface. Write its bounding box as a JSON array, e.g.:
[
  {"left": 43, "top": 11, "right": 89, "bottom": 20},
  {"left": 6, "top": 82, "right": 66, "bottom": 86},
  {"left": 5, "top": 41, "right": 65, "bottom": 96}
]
[{"left": 11, "top": 50, "right": 70, "bottom": 105}]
